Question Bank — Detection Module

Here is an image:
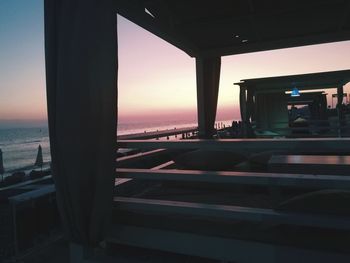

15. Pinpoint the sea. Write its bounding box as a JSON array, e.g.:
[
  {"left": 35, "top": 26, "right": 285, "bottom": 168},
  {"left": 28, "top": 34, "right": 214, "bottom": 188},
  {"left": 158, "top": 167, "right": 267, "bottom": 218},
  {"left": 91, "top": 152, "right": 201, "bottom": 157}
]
[{"left": 0, "top": 119, "right": 233, "bottom": 174}]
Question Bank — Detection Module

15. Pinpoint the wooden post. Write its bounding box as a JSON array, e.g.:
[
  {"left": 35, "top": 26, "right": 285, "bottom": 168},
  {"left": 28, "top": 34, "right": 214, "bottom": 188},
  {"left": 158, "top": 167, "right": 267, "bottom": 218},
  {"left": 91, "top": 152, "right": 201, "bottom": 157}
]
[
  {"left": 337, "top": 86, "right": 344, "bottom": 137},
  {"left": 239, "top": 86, "right": 248, "bottom": 137}
]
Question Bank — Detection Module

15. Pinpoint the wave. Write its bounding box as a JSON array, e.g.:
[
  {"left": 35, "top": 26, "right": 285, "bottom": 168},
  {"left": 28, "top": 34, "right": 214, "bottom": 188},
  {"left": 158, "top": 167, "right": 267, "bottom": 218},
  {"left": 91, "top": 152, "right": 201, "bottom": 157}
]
[
  {"left": 6, "top": 161, "right": 51, "bottom": 174},
  {"left": 22, "top": 139, "right": 43, "bottom": 144}
]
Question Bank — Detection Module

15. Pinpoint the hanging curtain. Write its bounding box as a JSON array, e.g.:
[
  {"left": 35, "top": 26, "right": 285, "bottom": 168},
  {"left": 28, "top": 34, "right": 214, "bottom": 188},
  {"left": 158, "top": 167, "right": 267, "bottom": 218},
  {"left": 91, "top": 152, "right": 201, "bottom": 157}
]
[
  {"left": 196, "top": 57, "right": 221, "bottom": 139},
  {"left": 44, "top": 0, "right": 118, "bottom": 246}
]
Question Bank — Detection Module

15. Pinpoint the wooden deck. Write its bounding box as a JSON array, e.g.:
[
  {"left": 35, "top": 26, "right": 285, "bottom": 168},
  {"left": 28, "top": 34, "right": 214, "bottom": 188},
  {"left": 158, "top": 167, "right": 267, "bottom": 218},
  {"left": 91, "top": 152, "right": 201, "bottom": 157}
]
[{"left": 111, "top": 138, "right": 350, "bottom": 262}]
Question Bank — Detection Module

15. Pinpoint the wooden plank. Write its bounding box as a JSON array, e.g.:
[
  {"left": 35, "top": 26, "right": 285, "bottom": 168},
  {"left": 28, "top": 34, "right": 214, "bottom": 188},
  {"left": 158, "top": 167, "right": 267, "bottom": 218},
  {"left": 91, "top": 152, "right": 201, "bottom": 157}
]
[
  {"left": 117, "top": 149, "right": 166, "bottom": 162},
  {"left": 8, "top": 185, "right": 56, "bottom": 204},
  {"left": 107, "top": 225, "right": 350, "bottom": 263},
  {"left": 150, "top": 161, "right": 175, "bottom": 170},
  {"left": 116, "top": 168, "right": 350, "bottom": 190},
  {"left": 270, "top": 155, "right": 350, "bottom": 165},
  {"left": 117, "top": 149, "right": 170, "bottom": 169},
  {"left": 114, "top": 197, "right": 350, "bottom": 230},
  {"left": 114, "top": 162, "right": 175, "bottom": 187},
  {"left": 115, "top": 178, "right": 132, "bottom": 186},
  {"left": 117, "top": 138, "right": 350, "bottom": 153},
  {"left": 269, "top": 155, "right": 350, "bottom": 175},
  {"left": 0, "top": 175, "right": 52, "bottom": 192}
]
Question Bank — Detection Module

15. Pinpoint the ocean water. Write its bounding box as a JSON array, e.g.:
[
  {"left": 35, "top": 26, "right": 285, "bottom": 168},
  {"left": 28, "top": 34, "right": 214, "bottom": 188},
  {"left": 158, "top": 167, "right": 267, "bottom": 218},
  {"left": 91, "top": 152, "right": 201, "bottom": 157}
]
[
  {"left": 118, "top": 120, "right": 198, "bottom": 135},
  {"left": 0, "top": 127, "right": 50, "bottom": 173},
  {"left": 118, "top": 119, "right": 233, "bottom": 135},
  {"left": 0, "top": 119, "right": 233, "bottom": 172}
]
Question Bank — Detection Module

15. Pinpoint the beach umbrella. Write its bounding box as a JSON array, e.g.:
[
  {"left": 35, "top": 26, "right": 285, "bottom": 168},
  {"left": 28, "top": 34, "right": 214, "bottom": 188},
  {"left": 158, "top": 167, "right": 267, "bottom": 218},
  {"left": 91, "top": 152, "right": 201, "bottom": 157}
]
[
  {"left": 35, "top": 145, "right": 44, "bottom": 169},
  {"left": 0, "top": 149, "right": 4, "bottom": 182}
]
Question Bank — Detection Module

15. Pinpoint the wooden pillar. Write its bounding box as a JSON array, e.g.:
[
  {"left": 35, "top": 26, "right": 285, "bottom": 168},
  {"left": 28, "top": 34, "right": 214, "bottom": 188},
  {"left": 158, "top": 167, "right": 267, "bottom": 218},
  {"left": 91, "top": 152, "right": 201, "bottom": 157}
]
[
  {"left": 196, "top": 57, "right": 221, "bottom": 139},
  {"left": 246, "top": 89, "right": 254, "bottom": 122},
  {"left": 239, "top": 86, "right": 248, "bottom": 137},
  {"left": 239, "top": 86, "right": 247, "bottom": 122},
  {"left": 337, "top": 86, "right": 344, "bottom": 137},
  {"left": 337, "top": 86, "right": 344, "bottom": 107}
]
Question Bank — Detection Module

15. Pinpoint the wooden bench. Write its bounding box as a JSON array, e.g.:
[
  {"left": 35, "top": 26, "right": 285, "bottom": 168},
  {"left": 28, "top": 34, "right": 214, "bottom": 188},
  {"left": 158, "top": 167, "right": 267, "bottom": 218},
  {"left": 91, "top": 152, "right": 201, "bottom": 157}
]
[
  {"left": 116, "top": 168, "right": 350, "bottom": 190},
  {"left": 114, "top": 196, "right": 350, "bottom": 230},
  {"left": 269, "top": 155, "right": 350, "bottom": 175},
  {"left": 113, "top": 139, "right": 350, "bottom": 261},
  {"left": 109, "top": 196, "right": 350, "bottom": 263}
]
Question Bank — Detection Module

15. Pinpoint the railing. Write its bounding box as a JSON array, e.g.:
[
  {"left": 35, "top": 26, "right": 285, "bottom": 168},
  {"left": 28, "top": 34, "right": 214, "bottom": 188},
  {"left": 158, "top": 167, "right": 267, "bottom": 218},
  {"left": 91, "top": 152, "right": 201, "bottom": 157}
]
[
  {"left": 254, "top": 118, "right": 350, "bottom": 138},
  {"left": 118, "top": 138, "right": 350, "bottom": 153}
]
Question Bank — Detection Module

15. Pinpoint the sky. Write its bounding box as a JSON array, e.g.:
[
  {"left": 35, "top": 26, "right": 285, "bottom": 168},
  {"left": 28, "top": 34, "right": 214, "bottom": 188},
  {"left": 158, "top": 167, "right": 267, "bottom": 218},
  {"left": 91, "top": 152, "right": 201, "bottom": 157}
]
[{"left": 1, "top": 1, "right": 350, "bottom": 128}]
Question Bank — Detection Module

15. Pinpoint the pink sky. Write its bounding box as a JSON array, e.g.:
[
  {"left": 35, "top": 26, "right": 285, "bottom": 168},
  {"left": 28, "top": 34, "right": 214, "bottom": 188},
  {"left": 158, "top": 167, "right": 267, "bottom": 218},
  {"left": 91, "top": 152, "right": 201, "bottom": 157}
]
[
  {"left": 118, "top": 15, "right": 350, "bottom": 122},
  {"left": 1, "top": 4, "right": 350, "bottom": 126}
]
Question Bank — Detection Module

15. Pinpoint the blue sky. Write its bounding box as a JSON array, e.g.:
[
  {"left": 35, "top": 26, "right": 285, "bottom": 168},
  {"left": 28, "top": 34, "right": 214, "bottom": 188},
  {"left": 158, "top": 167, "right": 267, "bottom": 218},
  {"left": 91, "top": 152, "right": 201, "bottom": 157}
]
[{"left": 0, "top": 1, "right": 46, "bottom": 123}]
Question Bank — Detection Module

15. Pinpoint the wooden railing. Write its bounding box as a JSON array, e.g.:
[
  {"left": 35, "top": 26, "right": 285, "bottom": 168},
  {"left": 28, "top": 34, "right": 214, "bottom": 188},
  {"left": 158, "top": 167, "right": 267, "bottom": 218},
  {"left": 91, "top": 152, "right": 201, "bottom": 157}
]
[{"left": 118, "top": 138, "right": 350, "bottom": 154}]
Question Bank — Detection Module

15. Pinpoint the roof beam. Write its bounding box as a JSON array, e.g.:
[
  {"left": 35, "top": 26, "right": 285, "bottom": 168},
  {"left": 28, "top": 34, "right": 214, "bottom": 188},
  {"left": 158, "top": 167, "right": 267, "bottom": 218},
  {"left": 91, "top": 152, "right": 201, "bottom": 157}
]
[
  {"left": 337, "top": 1, "right": 350, "bottom": 31},
  {"left": 115, "top": 0, "right": 200, "bottom": 57},
  {"left": 201, "top": 29, "right": 350, "bottom": 57}
]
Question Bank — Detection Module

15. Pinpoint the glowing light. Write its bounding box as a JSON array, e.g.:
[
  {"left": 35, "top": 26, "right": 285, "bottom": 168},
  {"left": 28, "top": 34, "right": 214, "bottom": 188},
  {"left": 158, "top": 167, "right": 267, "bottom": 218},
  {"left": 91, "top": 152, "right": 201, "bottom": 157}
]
[
  {"left": 145, "top": 8, "right": 155, "bottom": 18},
  {"left": 291, "top": 87, "right": 300, "bottom": 97}
]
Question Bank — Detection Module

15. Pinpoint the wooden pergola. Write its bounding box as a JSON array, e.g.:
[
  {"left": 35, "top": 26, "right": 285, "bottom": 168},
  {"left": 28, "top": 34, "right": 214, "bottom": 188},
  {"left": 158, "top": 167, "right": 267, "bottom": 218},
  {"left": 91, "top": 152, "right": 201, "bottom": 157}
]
[
  {"left": 116, "top": 0, "right": 350, "bottom": 138},
  {"left": 235, "top": 69, "right": 350, "bottom": 136},
  {"left": 43, "top": 1, "right": 350, "bottom": 262}
]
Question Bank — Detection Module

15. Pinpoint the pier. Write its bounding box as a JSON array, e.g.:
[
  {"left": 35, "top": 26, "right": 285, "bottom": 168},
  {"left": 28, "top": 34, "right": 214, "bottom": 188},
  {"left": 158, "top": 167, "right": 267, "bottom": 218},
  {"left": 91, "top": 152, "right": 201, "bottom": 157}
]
[{"left": 117, "top": 126, "right": 198, "bottom": 140}]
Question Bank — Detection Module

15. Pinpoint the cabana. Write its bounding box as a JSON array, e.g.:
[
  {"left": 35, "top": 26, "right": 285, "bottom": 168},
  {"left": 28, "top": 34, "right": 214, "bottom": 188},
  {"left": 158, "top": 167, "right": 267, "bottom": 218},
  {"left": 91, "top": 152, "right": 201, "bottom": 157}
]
[
  {"left": 235, "top": 70, "right": 350, "bottom": 137},
  {"left": 44, "top": 1, "right": 350, "bottom": 262}
]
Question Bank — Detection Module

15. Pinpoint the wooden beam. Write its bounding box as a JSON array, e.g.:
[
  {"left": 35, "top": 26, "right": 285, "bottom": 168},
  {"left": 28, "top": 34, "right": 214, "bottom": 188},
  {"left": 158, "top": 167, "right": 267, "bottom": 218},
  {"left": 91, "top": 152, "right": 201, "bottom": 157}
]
[
  {"left": 0, "top": 175, "right": 52, "bottom": 192},
  {"left": 201, "top": 29, "right": 350, "bottom": 57},
  {"left": 117, "top": 149, "right": 166, "bottom": 164},
  {"left": 116, "top": 168, "right": 350, "bottom": 190},
  {"left": 114, "top": 196, "right": 350, "bottom": 230},
  {"left": 107, "top": 224, "right": 350, "bottom": 263},
  {"left": 150, "top": 161, "right": 175, "bottom": 170},
  {"left": 269, "top": 155, "right": 350, "bottom": 175},
  {"left": 115, "top": 0, "right": 199, "bottom": 56},
  {"left": 117, "top": 138, "right": 350, "bottom": 153},
  {"left": 8, "top": 185, "right": 56, "bottom": 205}
]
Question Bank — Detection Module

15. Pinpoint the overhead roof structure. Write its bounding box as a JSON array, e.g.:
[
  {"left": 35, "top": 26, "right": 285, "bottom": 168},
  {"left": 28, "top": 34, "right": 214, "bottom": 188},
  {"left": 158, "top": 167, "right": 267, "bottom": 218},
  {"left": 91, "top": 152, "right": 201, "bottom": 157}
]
[
  {"left": 115, "top": 0, "right": 350, "bottom": 57},
  {"left": 234, "top": 70, "right": 350, "bottom": 136},
  {"left": 235, "top": 69, "right": 350, "bottom": 92}
]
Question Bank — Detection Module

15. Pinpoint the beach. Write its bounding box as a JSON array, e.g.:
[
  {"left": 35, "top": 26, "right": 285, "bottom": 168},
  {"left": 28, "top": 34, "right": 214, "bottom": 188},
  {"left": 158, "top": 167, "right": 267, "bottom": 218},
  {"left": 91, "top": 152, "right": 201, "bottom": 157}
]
[
  {"left": 0, "top": 127, "right": 50, "bottom": 173},
  {"left": 0, "top": 119, "right": 233, "bottom": 174}
]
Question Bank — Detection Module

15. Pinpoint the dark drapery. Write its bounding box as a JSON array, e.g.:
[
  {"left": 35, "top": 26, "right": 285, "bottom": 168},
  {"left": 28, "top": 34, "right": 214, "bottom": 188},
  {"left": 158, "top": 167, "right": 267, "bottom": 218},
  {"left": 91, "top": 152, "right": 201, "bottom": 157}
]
[
  {"left": 196, "top": 57, "right": 221, "bottom": 139},
  {"left": 44, "top": 0, "right": 118, "bottom": 246}
]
